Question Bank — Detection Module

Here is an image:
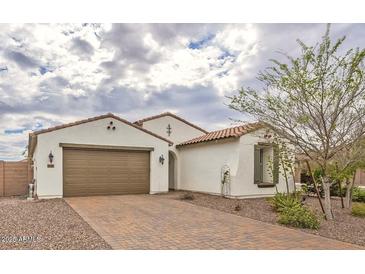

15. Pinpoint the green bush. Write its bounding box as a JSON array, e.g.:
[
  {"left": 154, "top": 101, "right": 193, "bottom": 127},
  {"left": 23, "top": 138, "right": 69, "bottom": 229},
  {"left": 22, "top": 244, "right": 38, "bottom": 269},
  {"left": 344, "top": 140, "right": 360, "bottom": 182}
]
[
  {"left": 352, "top": 187, "right": 365, "bottom": 203},
  {"left": 270, "top": 193, "right": 302, "bottom": 212},
  {"left": 278, "top": 206, "right": 320, "bottom": 229},
  {"left": 330, "top": 183, "right": 347, "bottom": 197},
  {"left": 270, "top": 192, "right": 319, "bottom": 229},
  {"left": 352, "top": 203, "right": 365, "bottom": 217},
  {"left": 327, "top": 185, "right": 365, "bottom": 201},
  {"left": 300, "top": 184, "right": 309, "bottom": 194}
]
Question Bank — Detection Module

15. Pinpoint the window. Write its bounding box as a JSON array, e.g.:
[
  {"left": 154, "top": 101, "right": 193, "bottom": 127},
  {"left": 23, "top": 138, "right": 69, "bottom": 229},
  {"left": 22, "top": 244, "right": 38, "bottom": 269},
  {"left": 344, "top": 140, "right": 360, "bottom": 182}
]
[
  {"left": 254, "top": 144, "right": 279, "bottom": 185},
  {"left": 254, "top": 147, "right": 264, "bottom": 183}
]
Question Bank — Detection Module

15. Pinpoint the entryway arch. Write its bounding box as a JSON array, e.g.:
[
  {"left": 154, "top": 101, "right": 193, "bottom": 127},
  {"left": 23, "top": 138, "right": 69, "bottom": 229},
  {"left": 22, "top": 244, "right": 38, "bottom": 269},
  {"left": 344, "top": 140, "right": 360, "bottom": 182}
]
[{"left": 168, "top": 151, "right": 177, "bottom": 190}]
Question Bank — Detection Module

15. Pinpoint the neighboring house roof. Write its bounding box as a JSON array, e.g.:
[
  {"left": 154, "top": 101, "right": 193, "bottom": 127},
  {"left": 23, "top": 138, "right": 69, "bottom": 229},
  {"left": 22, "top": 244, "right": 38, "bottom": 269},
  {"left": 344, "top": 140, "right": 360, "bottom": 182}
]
[
  {"left": 28, "top": 113, "right": 173, "bottom": 158},
  {"left": 176, "top": 122, "right": 263, "bottom": 147},
  {"left": 134, "top": 112, "right": 208, "bottom": 134}
]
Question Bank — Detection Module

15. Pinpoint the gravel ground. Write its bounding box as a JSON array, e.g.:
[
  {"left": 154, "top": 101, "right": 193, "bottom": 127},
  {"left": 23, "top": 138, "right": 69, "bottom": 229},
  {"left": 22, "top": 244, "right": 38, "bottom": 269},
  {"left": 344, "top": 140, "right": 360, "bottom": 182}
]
[
  {"left": 303, "top": 197, "right": 365, "bottom": 246},
  {"left": 0, "top": 197, "right": 111, "bottom": 250},
  {"left": 166, "top": 191, "right": 365, "bottom": 247}
]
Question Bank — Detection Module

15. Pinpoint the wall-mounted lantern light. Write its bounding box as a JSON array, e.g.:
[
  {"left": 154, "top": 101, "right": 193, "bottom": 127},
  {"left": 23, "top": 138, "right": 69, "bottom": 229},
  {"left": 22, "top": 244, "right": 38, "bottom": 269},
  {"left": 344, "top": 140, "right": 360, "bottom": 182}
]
[
  {"left": 159, "top": 154, "right": 165, "bottom": 165},
  {"left": 47, "top": 151, "right": 54, "bottom": 168},
  {"left": 48, "top": 151, "right": 54, "bottom": 164}
]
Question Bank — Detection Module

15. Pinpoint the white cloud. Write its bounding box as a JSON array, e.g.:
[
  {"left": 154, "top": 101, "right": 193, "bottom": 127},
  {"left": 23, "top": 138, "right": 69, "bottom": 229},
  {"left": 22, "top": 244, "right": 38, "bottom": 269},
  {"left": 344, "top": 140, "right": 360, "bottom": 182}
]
[
  {"left": 0, "top": 23, "right": 362, "bottom": 159},
  {"left": 214, "top": 24, "right": 258, "bottom": 53},
  {"left": 111, "top": 24, "right": 261, "bottom": 95}
]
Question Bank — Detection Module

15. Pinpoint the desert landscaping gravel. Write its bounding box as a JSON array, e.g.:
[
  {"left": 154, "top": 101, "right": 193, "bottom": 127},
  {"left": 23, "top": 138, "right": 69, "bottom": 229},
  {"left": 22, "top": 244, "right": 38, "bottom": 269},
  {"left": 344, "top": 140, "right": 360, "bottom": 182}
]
[
  {"left": 2, "top": 192, "right": 364, "bottom": 249},
  {"left": 169, "top": 191, "right": 365, "bottom": 247},
  {"left": 0, "top": 197, "right": 111, "bottom": 250}
]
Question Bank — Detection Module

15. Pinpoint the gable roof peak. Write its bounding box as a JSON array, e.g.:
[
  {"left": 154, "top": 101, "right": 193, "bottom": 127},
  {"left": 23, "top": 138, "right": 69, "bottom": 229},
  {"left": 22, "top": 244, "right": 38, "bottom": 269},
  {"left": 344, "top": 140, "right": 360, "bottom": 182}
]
[
  {"left": 28, "top": 112, "right": 173, "bottom": 158},
  {"left": 134, "top": 112, "right": 208, "bottom": 134}
]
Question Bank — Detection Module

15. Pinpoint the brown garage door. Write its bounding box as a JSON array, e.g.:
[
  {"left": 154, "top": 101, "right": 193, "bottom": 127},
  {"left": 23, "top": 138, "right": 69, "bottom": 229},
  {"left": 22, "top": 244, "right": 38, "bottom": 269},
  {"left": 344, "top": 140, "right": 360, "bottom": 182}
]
[{"left": 63, "top": 148, "right": 150, "bottom": 197}]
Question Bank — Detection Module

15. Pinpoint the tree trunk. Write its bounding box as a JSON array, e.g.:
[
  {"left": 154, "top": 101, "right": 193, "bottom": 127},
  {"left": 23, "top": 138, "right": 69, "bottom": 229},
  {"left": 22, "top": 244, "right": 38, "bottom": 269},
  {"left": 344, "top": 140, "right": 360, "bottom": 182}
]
[
  {"left": 345, "top": 174, "right": 356, "bottom": 209},
  {"left": 338, "top": 180, "right": 344, "bottom": 209},
  {"left": 305, "top": 160, "right": 326, "bottom": 216},
  {"left": 281, "top": 158, "right": 290, "bottom": 195},
  {"left": 322, "top": 177, "right": 334, "bottom": 220},
  {"left": 345, "top": 183, "right": 352, "bottom": 209},
  {"left": 290, "top": 165, "right": 297, "bottom": 193}
]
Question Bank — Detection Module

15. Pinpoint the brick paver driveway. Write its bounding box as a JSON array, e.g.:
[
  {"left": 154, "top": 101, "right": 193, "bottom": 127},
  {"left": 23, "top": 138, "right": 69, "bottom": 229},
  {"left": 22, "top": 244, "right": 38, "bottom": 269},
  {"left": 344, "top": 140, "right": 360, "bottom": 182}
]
[{"left": 66, "top": 194, "right": 360, "bottom": 249}]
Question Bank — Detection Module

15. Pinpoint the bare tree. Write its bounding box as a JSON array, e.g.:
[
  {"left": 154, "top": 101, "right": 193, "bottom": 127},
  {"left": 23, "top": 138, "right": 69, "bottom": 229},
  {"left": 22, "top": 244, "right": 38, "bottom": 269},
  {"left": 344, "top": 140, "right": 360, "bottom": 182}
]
[{"left": 229, "top": 25, "right": 365, "bottom": 220}]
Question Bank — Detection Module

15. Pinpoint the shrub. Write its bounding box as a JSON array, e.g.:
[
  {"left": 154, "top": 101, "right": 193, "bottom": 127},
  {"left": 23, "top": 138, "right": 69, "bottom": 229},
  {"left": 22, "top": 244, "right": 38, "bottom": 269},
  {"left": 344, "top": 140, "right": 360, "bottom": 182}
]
[
  {"left": 330, "top": 183, "right": 347, "bottom": 197},
  {"left": 302, "top": 179, "right": 360, "bottom": 198},
  {"left": 180, "top": 193, "right": 194, "bottom": 200},
  {"left": 301, "top": 180, "right": 324, "bottom": 197},
  {"left": 352, "top": 203, "right": 365, "bottom": 217},
  {"left": 270, "top": 193, "right": 302, "bottom": 212},
  {"left": 300, "top": 183, "right": 309, "bottom": 194},
  {"left": 278, "top": 206, "right": 320, "bottom": 229},
  {"left": 352, "top": 187, "right": 365, "bottom": 203},
  {"left": 270, "top": 192, "right": 320, "bottom": 229}
]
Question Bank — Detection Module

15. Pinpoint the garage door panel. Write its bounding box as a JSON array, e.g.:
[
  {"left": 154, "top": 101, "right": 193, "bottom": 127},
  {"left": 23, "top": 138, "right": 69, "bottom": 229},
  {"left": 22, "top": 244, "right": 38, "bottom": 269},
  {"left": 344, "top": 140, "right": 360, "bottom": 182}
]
[
  {"left": 63, "top": 148, "right": 150, "bottom": 197},
  {"left": 64, "top": 186, "right": 148, "bottom": 194}
]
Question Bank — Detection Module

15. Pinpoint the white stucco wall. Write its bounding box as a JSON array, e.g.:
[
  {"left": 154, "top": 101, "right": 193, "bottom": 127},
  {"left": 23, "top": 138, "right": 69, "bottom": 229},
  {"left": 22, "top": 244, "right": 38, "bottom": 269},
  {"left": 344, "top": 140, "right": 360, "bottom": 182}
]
[
  {"left": 177, "top": 128, "right": 294, "bottom": 198},
  {"left": 141, "top": 115, "right": 206, "bottom": 189},
  {"left": 233, "top": 129, "right": 294, "bottom": 198},
  {"left": 33, "top": 117, "right": 169, "bottom": 198},
  {"left": 141, "top": 115, "right": 206, "bottom": 144},
  {"left": 178, "top": 139, "right": 240, "bottom": 193}
]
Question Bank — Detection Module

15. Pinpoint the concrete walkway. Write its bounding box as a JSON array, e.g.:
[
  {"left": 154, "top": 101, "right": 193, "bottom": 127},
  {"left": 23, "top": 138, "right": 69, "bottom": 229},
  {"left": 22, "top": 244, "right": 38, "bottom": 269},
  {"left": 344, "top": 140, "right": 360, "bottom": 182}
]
[{"left": 66, "top": 195, "right": 361, "bottom": 249}]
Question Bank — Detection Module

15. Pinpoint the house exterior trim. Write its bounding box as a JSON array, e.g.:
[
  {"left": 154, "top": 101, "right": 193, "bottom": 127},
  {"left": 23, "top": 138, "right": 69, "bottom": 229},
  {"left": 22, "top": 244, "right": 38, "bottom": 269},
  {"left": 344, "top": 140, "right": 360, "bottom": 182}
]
[
  {"left": 59, "top": 143, "right": 155, "bottom": 151},
  {"left": 134, "top": 112, "right": 208, "bottom": 134},
  {"left": 28, "top": 113, "right": 173, "bottom": 158}
]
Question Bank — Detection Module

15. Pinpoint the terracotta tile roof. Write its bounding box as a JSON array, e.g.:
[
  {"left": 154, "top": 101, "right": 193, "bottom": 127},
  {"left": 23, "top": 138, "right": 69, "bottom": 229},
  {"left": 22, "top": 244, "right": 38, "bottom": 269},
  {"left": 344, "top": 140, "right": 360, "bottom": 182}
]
[
  {"left": 134, "top": 112, "right": 208, "bottom": 134},
  {"left": 176, "top": 122, "right": 263, "bottom": 147},
  {"left": 28, "top": 113, "right": 173, "bottom": 158}
]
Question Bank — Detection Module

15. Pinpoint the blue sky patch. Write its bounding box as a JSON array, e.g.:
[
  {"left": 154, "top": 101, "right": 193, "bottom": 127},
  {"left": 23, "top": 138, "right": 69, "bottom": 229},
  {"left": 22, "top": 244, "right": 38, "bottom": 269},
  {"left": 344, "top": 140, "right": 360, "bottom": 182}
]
[
  {"left": 4, "top": 128, "right": 25, "bottom": 135},
  {"left": 218, "top": 51, "right": 235, "bottom": 60},
  {"left": 188, "top": 33, "right": 215, "bottom": 49},
  {"left": 32, "top": 122, "right": 43, "bottom": 130},
  {"left": 39, "top": 66, "right": 54, "bottom": 75}
]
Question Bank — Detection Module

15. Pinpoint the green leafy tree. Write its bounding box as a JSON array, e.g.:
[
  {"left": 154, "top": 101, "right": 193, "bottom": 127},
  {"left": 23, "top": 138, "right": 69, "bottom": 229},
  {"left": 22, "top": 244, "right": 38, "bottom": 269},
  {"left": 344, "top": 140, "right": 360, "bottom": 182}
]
[
  {"left": 327, "top": 139, "right": 365, "bottom": 208},
  {"left": 229, "top": 25, "right": 365, "bottom": 220}
]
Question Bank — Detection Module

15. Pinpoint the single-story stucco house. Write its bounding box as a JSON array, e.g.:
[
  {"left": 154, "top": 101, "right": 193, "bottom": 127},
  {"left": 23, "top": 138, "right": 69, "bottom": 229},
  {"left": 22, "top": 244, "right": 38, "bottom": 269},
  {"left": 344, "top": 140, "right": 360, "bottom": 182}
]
[{"left": 28, "top": 112, "right": 294, "bottom": 199}]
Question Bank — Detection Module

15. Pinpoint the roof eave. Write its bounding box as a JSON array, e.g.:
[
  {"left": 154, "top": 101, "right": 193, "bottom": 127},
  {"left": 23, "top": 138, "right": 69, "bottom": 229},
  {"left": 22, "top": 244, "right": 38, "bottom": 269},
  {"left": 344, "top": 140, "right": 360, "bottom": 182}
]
[
  {"left": 176, "top": 136, "right": 239, "bottom": 148},
  {"left": 134, "top": 112, "right": 208, "bottom": 134},
  {"left": 28, "top": 133, "right": 37, "bottom": 159},
  {"left": 176, "top": 123, "right": 265, "bottom": 148},
  {"left": 30, "top": 113, "right": 173, "bottom": 146}
]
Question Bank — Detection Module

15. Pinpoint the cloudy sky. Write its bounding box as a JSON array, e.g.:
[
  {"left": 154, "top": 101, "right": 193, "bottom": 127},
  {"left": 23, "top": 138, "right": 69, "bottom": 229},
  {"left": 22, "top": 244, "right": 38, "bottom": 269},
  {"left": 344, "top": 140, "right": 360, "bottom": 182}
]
[{"left": 0, "top": 23, "right": 364, "bottom": 160}]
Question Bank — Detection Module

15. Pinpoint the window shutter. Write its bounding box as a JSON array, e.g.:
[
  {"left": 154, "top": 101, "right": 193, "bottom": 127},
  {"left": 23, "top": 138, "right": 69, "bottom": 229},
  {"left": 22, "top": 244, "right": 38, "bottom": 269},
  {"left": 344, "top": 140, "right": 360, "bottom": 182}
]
[
  {"left": 254, "top": 145, "right": 261, "bottom": 184},
  {"left": 273, "top": 144, "right": 279, "bottom": 184}
]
